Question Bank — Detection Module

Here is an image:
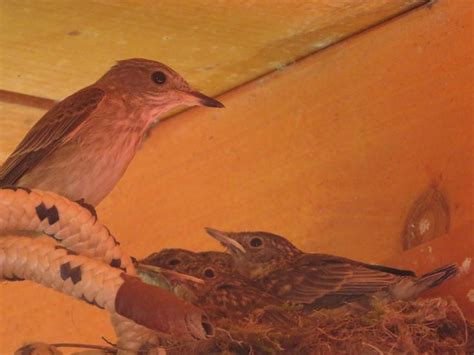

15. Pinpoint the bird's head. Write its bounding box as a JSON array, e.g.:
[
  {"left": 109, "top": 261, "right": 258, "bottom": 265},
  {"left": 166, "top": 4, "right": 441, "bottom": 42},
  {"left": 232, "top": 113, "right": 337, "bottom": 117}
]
[
  {"left": 198, "top": 251, "right": 236, "bottom": 274},
  {"left": 140, "top": 248, "right": 198, "bottom": 274},
  {"left": 97, "top": 58, "right": 223, "bottom": 123},
  {"left": 205, "top": 228, "right": 302, "bottom": 279}
]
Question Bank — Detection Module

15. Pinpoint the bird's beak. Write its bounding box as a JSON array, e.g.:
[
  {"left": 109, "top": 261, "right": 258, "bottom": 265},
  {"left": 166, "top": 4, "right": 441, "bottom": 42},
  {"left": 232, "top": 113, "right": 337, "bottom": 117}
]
[
  {"left": 184, "top": 91, "right": 225, "bottom": 108},
  {"left": 205, "top": 227, "right": 246, "bottom": 254},
  {"left": 137, "top": 264, "right": 205, "bottom": 284}
]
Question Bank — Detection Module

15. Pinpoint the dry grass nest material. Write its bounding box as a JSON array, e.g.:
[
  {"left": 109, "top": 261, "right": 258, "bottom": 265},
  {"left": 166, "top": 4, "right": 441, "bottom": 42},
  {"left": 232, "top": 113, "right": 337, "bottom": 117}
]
[{"left": 164, "top": 297, "right": 473, "bottom": 354}]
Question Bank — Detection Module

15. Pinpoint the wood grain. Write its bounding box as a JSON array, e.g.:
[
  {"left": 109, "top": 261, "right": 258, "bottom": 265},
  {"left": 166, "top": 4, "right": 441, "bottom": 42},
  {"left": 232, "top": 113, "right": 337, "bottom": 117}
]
[
  {"left": 0, "top": 0, "right": 428, "bottom": 163},
  {"left": 0, "top": 0, "right": 426, "bottom": 101}
]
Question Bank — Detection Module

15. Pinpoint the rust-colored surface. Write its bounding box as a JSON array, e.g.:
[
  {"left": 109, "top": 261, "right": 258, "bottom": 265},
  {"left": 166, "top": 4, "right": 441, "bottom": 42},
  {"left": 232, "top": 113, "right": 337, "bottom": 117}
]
[
  {"left": 386, "top": 222, "right": 474, "bottom": 319},
  {"left": 116, "top": 274, "right": 210, "bottom": 339}
]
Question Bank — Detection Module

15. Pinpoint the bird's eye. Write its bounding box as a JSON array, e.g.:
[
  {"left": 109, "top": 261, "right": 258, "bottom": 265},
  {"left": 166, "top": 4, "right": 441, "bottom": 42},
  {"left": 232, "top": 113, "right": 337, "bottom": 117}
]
[
  {"left": 168, "top": 258, "right": 180, "bottom": 266},
  {"left": 204, "top": 268, "right": 215, "bottom": 278},
  {"left": 152, "top": 71, "right": 167, "bottom": 84},
  {"left": 249, "top": 237, "right": 263, "bottom": 248}
]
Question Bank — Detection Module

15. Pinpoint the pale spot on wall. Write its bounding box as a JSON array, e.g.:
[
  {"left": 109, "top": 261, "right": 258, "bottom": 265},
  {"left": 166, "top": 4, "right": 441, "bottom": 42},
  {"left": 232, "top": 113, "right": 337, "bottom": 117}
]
[{"left": 460, "top": 257, "right": 472, "bottom": 274}]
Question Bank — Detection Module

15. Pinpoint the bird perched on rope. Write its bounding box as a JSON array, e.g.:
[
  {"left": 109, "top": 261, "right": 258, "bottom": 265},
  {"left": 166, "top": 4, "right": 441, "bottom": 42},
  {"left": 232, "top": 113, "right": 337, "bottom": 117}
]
[
  {"left": 205, "top": 228, "right": 459, "bottom": 309},
  {"left": 0, "top": 58, "right": 224, "bottom": 206}
]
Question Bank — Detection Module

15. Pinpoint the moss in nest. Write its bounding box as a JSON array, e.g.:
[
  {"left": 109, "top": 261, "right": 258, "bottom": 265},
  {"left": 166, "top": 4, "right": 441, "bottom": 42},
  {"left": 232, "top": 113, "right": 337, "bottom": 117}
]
[{"left": 163, "top": 297, "right": 472, "bottom": 354}]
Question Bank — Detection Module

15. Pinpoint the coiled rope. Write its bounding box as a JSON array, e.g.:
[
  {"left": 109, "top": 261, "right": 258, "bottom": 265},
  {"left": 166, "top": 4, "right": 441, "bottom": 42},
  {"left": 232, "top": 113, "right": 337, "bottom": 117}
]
[{"left": 0, "top": 187, "right": 213, "bottom": 353}]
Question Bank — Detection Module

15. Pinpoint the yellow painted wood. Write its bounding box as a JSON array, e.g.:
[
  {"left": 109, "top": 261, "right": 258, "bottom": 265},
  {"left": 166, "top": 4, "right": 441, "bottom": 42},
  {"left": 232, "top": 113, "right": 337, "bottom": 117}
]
[
  {"left": 0, "top": 0, "right": 425, "bottom": 101},
  {"left": 1, "top": 0, "right": 473, "bottom": 352},
  {"left": 0, "top": 102, "right": 44, "bottom": 162}
]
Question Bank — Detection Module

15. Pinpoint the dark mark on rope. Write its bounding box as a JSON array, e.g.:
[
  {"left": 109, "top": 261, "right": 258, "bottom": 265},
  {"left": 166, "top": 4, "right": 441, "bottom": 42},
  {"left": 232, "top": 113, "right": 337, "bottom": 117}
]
[
  {"left": 46, "top": 232, "right": 61, "bottom": 242},
  {"left": 75, "top": 198, "right": 98, "bottom": 220},
  {"left": 54, "top": 245, "right": 78, "bottom": 255},
  {"left": 60, "top": 262, "right": 82, "bottom": 284},
  {"left": 110, "top": 258, "right": 122, "bottom": 269},
  {"left": 0, "top": 185, "right": 32, "bottom": 193},
  {"left": 104, "top": 225, "right": 120, "bottom": 245},
  {"left": 35, "top": 202, "right": 60, "bottom": 225},
  {"left": 80, "top": 295, "right": 105, "bottom": 309}
]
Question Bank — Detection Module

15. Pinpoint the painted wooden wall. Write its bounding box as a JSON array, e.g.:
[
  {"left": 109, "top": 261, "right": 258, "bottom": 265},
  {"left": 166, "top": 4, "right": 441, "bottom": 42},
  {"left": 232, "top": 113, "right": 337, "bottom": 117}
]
[
  {"left": 0, "top": 0, "right": 472, "bottom": 351},
  {"left": 0, "top": 0, "right": 427, "bottom": 162}
]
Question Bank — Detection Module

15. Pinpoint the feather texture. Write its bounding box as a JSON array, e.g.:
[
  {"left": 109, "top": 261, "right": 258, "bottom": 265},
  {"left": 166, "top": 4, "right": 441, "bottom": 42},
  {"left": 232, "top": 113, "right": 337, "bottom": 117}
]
[{"left": 0, "top": 88, "right": 105, "bottom": 186}]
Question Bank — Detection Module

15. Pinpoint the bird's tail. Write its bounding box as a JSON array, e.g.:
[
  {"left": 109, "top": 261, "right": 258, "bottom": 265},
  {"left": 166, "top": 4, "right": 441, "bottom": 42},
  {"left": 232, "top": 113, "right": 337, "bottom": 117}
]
[{"left": 414, "top": 263, "right": 459, "bottom": 291}]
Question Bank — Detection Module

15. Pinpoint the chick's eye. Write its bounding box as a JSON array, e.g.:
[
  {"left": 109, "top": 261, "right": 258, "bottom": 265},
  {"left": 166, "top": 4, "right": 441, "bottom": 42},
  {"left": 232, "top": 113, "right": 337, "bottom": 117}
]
[
  {"left": 204, "top": 268, "right": 215, "bottom": 278},
  {"left": 152, "top": 71, "right": 167, "bottom": 84},
  {"left": 250, "top": 238, "right": 263, "bottom": 248},
  {"left": 168, "top": 259, "right": 180, "bottom": 266}
]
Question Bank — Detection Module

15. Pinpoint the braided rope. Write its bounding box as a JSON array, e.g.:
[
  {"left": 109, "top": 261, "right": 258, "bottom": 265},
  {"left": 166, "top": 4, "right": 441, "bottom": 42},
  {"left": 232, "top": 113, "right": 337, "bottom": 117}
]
[
  {"left": 0, "top": 187, "right": 213, "bottom": 352},
  {"left": 0, "top": 236, "right": 123, "bottom": 311},
  {"left": 0, "top": 187, "right": 134, "bottom": 274}
]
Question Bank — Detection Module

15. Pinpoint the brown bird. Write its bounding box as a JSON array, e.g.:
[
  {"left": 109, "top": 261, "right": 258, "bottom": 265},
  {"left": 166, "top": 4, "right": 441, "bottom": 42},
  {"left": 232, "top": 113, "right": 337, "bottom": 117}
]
[
  {"left": 140, "top": 248, "right": 235, "bottom": 277},
  {"left": 0, "top": 58, "right": 223, "bottom": 206},
  {"left": 140, "top": 248, "right": 283, "bottom": 320},
  {"left": 171, "top": 264, "right": 282, "bottom": 320},
  {"left": 140, "top": 248, "right": 199, "bottom": 273},
  {"left": 205, "top": 228, "right": 459, "bottom": 309}
]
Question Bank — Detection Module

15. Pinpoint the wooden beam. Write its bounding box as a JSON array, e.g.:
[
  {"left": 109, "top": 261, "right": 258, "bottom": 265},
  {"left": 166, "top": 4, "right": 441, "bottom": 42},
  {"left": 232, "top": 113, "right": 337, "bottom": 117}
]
[{"left": 0, "top": 0, "right": 426, "bottom": 101}]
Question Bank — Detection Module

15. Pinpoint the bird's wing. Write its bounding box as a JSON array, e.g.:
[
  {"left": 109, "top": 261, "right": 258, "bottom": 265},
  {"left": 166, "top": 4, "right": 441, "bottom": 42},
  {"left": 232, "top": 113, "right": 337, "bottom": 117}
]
[
  {"left": 312, "top": 253, "right": 416, "bottom": 277},
  {"left": 266, "top": 254, "right": 402, "bottom": 306},
  {"left": 0, "top": 87, "right": 105, "bottom": 186}
]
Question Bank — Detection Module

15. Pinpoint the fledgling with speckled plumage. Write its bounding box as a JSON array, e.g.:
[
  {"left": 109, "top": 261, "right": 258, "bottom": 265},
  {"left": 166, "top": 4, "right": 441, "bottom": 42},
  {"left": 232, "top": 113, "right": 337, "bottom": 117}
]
[
  {"left": 140, "top": 248, "right": 235, "bottom": 277},
  {"left": 205, "top": 228, "right": 459, "bottom": 309},
  {"left": 139, "top": 248, "right": 286, "bottom": 321},
  {"left": 0, "top": 59, "right": 223, "bottom": 206}
]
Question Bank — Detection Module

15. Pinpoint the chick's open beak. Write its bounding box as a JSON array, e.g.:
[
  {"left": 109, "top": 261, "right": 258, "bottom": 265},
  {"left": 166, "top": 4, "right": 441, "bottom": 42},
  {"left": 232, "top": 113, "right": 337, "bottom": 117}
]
[
  {"left": 186, "top": 91, "right": 224, "bottom": 108},
  {"left": 205, "top": 227, "right": 246, "bottom": 254}
]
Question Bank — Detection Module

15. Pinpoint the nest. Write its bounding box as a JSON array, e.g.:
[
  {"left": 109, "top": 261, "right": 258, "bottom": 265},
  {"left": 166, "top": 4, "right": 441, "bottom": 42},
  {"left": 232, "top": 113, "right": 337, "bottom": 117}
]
[{"left": 164, "top": 297, "right": 473, "bottom": 354}]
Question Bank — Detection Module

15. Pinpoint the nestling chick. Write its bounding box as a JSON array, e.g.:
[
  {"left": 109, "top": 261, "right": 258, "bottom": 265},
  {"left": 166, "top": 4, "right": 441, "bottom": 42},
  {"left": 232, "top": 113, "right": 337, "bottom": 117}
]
[
  {"left": 206, "top": 228, "right": 459, "bottom": 309},
  {"left": 140, "top": 248, "right": 283, "bottom": 321},
  {"left": 140, "top": 248, "right": 235, "bottom": 277}
]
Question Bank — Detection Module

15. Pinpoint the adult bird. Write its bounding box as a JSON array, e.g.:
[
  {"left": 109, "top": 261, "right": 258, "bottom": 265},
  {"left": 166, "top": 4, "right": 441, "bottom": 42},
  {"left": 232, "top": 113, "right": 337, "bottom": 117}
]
[
  {"left": 205, "top": 228, "right": 458, "bottom": 309},
  {"left": 0, "top": 58, "right": 223, "bottom": 206}
]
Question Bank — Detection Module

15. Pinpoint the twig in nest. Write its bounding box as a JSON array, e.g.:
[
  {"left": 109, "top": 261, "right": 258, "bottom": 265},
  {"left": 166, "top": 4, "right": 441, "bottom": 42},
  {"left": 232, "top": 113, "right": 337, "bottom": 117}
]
[
  {"left": 361, "top": 342, "right": 384, "bottom": 355},
  {"left": 52, "top": 343, "right": 116, "bottom": 353},
  {"left": 314, "top": 326, "right": 352, "bottom": 341},
  {"left": 451, "top": 297, "right": 468, "bottom": 346}
]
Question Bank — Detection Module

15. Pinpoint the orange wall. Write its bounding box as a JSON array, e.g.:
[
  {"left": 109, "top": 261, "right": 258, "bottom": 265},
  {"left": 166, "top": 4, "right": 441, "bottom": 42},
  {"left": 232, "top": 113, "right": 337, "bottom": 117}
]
[
  {"left": 386, "top": 223, "right": 473, "bottom": 318},
  {"left": 1, "top": 0, "right": 472, "bottom": 352}
]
